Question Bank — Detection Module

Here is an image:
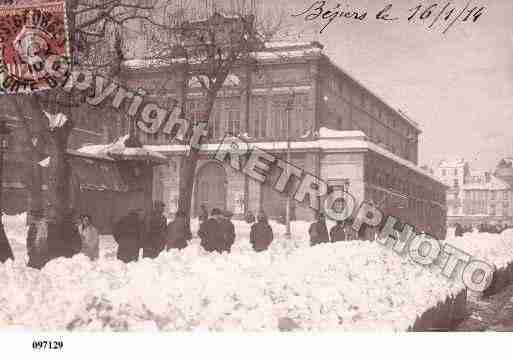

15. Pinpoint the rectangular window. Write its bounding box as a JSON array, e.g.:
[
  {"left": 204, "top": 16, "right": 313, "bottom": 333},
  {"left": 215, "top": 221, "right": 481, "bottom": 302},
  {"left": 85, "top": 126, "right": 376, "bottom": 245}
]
[
  {"left": 213, "top": 111, "right": 220, "bottom": 139},
  {"left": 504, "top": 191, "right": 508, "bottom": 200},
  {"left": 227, "top": 110, "right": 240, "bottom": 135},
  {"left": 491, "top": 191, "right": 496, "bottom": 200},
  {"left": 254, "top": 111, "right": 260, "bottom": 138}
]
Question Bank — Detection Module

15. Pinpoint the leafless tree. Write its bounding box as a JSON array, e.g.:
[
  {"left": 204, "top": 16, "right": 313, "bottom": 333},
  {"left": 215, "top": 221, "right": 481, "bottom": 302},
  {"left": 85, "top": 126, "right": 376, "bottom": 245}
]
[
  {"left": 4, "top": 0, "right": 163, "bottom": 264},
  {"left": 140, "top": 0, "right": 290, "bottom": 233}
]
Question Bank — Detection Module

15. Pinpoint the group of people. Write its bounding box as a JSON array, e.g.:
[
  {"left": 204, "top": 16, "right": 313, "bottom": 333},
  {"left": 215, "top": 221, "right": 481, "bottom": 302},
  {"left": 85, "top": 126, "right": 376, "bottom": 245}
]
[
  {"left": 309, "top": 213, "right": 360, "bottom": 245},
  {"left": 0, "top": 212, "right": 100, "bottom": 266},
  {"left": 198, "top": 205, "right": 274, "bottom": 253},
  {"left": 0, "top": 200, "right": 368, "bottom": 266},
  {"left": 113, "top": 201, "right": 189, "bottom": 263},
  {"left": 113, "top": 202, "right": 276, "bottom": 261}
]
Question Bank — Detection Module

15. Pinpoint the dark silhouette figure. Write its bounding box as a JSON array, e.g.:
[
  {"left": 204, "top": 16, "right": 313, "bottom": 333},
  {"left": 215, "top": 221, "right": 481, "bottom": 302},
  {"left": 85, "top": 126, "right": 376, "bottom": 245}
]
[
  {"left": 0, "top": 229, "right": 13, "bottom": 263},
  {"left": 329, "top": 220, "right": 346, "bottom": 242},
  {"left": 309, "top": 213, "right": 329, "bottom": 246},
  {"left": 198, "top": 208, "right": 225, "bottom": 253},
  {"left": 199, "top": 204, "right": 209, "bottom": 223},
  {"left": 220, "top": 210, "right": 236, "bottom": 253},
  {"left": 167, "top": 210, "right": 188, "bottom": 250},
  {"left": 250, "top": 211, "right": 273, "bottom": 252},
  {"left": 113, "top": 210, "right": 142, "bottom": 263},
  {"left": 142, "top": 201, "right": 167, "bottom": 259}
]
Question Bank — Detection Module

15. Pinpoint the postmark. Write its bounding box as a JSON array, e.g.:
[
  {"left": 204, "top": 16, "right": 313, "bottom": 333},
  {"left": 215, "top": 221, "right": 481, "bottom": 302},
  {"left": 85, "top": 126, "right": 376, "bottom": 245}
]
[{"left": 0, "top": 1, "right": 70, "bottom": 94}]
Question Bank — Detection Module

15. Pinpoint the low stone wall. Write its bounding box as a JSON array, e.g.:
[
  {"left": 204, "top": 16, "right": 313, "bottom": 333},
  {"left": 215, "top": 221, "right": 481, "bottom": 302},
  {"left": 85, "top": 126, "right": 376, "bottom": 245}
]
[{"left": 408, "top": 289, "right": 467, "bottom": 331}]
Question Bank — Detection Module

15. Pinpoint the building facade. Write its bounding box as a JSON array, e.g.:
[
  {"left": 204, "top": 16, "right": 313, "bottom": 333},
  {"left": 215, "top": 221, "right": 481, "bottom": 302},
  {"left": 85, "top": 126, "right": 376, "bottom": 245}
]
[
  {"left": 436, "top": 158, "right": 513, "bottom": 227},
  {"left": 120, "top": 37, "right": 447, "bottom": 239}
]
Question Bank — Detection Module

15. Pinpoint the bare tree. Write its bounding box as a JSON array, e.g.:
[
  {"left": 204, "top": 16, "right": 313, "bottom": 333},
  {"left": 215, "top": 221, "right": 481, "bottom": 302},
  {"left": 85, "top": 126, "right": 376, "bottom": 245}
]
[
  {"left": 141, "top": 1, "right": 289, "bottom": 234},
  {"left": 4, "top": 0, "right": 162, "bottom": 264}
]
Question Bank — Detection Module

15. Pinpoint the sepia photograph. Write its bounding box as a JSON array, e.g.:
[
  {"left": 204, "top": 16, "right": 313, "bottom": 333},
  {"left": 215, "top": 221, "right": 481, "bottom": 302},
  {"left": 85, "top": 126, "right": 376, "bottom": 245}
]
[{"left": 0, "top": 0, "right": 511, "bottom": 356}]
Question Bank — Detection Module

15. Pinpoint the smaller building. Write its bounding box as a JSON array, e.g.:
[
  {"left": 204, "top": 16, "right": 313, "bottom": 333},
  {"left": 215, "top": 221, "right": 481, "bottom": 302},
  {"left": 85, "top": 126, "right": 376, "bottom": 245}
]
[{"left": 436, "top": 158, "right": 513, "bottom": 227}]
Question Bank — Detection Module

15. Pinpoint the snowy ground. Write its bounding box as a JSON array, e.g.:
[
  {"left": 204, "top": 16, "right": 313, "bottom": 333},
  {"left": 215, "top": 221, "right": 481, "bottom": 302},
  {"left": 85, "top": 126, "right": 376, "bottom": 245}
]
[{"left": 0, "top": 215, "right": 510, "bottom": 331}]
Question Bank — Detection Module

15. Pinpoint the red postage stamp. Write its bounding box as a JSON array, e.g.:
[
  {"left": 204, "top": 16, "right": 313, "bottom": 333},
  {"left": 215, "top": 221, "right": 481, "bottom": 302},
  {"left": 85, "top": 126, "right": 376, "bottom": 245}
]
[{"left": 0, "top": 1, "right": 70, "bottom": 94}]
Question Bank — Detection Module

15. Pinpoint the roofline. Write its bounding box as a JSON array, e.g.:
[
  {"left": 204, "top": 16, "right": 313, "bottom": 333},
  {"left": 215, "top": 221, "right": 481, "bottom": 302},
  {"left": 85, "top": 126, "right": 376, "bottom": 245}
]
[
  {"left": 318, "top": 53, "right": 422, "bottom": 133},
  {"left": 121, "top": 40, "right": 421, "bottom": 133}
]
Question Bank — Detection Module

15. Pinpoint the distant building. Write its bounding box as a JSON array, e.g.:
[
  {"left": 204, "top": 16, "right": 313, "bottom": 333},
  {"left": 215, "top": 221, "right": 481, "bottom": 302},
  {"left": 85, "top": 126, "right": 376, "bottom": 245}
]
[{"left": 436, "top": 158, "right": 513, "bottom": 226}]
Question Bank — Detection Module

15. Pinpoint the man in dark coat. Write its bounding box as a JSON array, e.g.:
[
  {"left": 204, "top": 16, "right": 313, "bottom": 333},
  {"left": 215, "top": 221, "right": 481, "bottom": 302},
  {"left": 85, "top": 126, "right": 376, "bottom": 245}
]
[
  {"left": 142, "top": 201, "right": 167, "bottom": 258},
  {"left": 343, "top": 218, "right": 358, "bottom": 241},
  {"left": 250, "top": 211, "right": 273, "bottom": 252},
  {"left": 199, "top": 204, "right": 209, "bottom": 223},
  {"left": 113, "top": 209, "right": 142, "bottom": 263},
  {"left": 198, "top": 208, "right": 225, "bottom": 253},
  {"left": 167, "top": 210, "right": 188, "bottom": 250},
  {"left": 309, "top": 212, "right": 329, "bottom": 246},
  {"left": 220, "top": 210, "right": 236, "bottom": 253},
  {"left": 329, "top": 220, "right": 346, "bottom": 242},
  {"left": 0, "top": 228, "right": 14, "bottom": 263},
  {"left": 454, "top": 223, "right": 463, "bottom": 237}
]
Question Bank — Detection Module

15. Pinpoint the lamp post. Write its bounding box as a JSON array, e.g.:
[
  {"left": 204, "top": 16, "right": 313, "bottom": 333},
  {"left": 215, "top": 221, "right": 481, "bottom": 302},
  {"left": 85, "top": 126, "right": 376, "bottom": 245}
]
[
  {"left": 0, "top": 120, "right": 13, "bottom": 262},
  {"left": 285, "top": 93, "right": 294, "bottom": 238}
]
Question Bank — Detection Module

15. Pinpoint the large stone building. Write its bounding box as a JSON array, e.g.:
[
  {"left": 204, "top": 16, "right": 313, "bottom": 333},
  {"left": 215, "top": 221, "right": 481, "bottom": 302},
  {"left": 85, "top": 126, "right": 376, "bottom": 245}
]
[
  {"left": 120, "top": 31, "right": 447, "bottom": 238},
  {"left": 436, "top": 158, "right": 513, "bottom": 226}
]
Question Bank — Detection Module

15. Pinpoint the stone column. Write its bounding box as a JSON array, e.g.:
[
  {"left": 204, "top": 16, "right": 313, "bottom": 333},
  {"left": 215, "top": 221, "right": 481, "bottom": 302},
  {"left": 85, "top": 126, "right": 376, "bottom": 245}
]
[{"left": 309, "top": 61, "right": 321, "bottom": 136}]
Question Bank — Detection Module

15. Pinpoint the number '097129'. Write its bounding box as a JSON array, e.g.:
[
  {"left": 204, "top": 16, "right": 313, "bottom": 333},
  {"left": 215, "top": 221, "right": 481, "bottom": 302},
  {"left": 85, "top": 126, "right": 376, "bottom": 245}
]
[{"left": 32, "top": 340, "right": 64, "bottom": 350}]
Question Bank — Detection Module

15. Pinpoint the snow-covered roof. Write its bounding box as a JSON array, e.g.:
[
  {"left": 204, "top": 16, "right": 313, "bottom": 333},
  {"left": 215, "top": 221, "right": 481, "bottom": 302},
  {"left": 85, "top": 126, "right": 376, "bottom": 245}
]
[
  {"left": 144, "top": 128, "right": 444, "bottom": 186},
  {"left": 76, "top": 135, "right": 167, "bottom": 164},
  {"left": 122, "top": 40, "right": 421, "bottom": 133},
  {"left": 439, "top": 158, "right": 466, "bottom": 168},
  {"left": 264, "top": 41, "right": 312, "bottom": 49}
]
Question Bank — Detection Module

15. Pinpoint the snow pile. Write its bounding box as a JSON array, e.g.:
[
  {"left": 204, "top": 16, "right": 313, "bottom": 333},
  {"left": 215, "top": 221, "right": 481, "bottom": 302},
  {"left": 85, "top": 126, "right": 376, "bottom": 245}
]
[
  {"left": 0, "top": 215, "right": 465, "bottom": 332},
  {"left": 446, "top": 230, "right": 513, "bottom": 270}
]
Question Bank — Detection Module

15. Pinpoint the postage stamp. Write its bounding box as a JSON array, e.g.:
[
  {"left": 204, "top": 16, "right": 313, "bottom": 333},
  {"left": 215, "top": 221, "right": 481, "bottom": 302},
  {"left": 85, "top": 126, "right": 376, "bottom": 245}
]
[{"left": 0, "top": 1, "right": 70, "bottom": 94}]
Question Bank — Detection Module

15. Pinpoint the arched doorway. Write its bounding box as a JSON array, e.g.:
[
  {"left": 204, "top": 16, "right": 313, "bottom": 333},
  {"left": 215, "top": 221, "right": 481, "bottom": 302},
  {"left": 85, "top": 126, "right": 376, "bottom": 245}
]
[{"left": 195, "top": 162, "right": 227, "bottom": 216}]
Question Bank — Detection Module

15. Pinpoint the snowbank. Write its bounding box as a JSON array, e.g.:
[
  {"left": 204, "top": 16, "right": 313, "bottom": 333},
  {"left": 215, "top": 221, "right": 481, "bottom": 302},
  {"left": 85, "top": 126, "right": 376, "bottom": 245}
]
[
  {"left": 446, "top": 229, "right": 513, "bottom": 296},
  {"left": 0, "top": 214, "right": 469, "bottom": 331}
]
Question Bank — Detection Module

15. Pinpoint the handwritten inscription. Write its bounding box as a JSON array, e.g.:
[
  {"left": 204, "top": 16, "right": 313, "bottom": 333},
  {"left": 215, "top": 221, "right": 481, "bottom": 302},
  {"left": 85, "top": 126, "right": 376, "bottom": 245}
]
[{"left": 292, "top": 1, "right": 486, "bottom": 34}]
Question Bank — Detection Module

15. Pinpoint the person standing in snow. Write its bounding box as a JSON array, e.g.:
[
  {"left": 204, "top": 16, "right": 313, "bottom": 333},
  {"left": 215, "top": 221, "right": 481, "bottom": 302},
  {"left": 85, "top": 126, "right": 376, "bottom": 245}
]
[
  {"left": 454, "top": 223, "right": 463, "bottom": 237},
  {"left": 0, "top": 229, "right": 14, "bottom": 263},
  {"left": 27, "top": 211, "right": 49, "bottom": 269},
  {"left": 220, "top": 210, "right": 236, "bottom": 253},
  {"left": 142, "top": 201, "right": 167, "bottom": 258},
  {"left": 329, "top": 220, "right": 346, "bottom": 242},
  {"left": 198, "top": 208, "right": 224, "bottom": 253},
  {"left": 250, "top": 211, "right": 273, "bottom": 252},
  {"left": 79, "top": 214, "right": 99, "bottom": 261},
  {"left": 166, "top": 210, "right": 188, "bottom": 250},
  {"left": 343, "top": 218, "right": 358, "bottom": 241},
  {"left": 113, "top": 209, "right": 142, "bottom": 263},
  {"left": 199, "top": 204, "right": 209, "bottom": 223},
  {"left": 309, "top": 212, "right": 329, "bottom": 246}
]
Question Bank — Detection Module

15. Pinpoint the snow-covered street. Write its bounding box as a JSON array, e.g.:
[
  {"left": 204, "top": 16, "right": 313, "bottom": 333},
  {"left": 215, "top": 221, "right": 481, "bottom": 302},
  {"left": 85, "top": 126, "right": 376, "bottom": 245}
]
[{"left": 1, "top": 214, "right": 512, "bottom": 331}]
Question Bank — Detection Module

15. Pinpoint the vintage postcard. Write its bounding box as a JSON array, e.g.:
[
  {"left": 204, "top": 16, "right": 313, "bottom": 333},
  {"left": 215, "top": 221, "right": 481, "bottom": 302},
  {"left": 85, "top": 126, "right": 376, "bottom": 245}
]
[
  {"left": 0, "top": 1, "right": 70, "bottom": 94},
  {"left": 0, "top": 0, "right": 511, "bottom": 356}
]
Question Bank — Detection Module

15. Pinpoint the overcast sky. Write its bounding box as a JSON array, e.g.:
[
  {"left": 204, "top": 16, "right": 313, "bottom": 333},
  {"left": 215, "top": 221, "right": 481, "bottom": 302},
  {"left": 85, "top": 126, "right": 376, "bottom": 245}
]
[{"left": 279, "top": 0, "right": 513, "bottom": 170}]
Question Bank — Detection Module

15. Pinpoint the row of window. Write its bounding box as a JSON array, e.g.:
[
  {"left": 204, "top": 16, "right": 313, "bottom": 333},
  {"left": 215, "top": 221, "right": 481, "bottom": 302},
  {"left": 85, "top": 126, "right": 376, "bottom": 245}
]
[
  {"left": 186, "top": 96, "right": 310, "bottom": 140},
  {"left": 325, "top": 74, "right": 414, "bottom": 139},
  {"left": 460, "top": 201, "right": 510, "bottom": 216},
  {"left": 441, "top": 169, "right": 459, "bottom": 176},
  {"left": 367, "top": 168, "right": 443, "bottom": 203},
  {"left": 464, "top": 190, "right": 510, "bottom": 201}
]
